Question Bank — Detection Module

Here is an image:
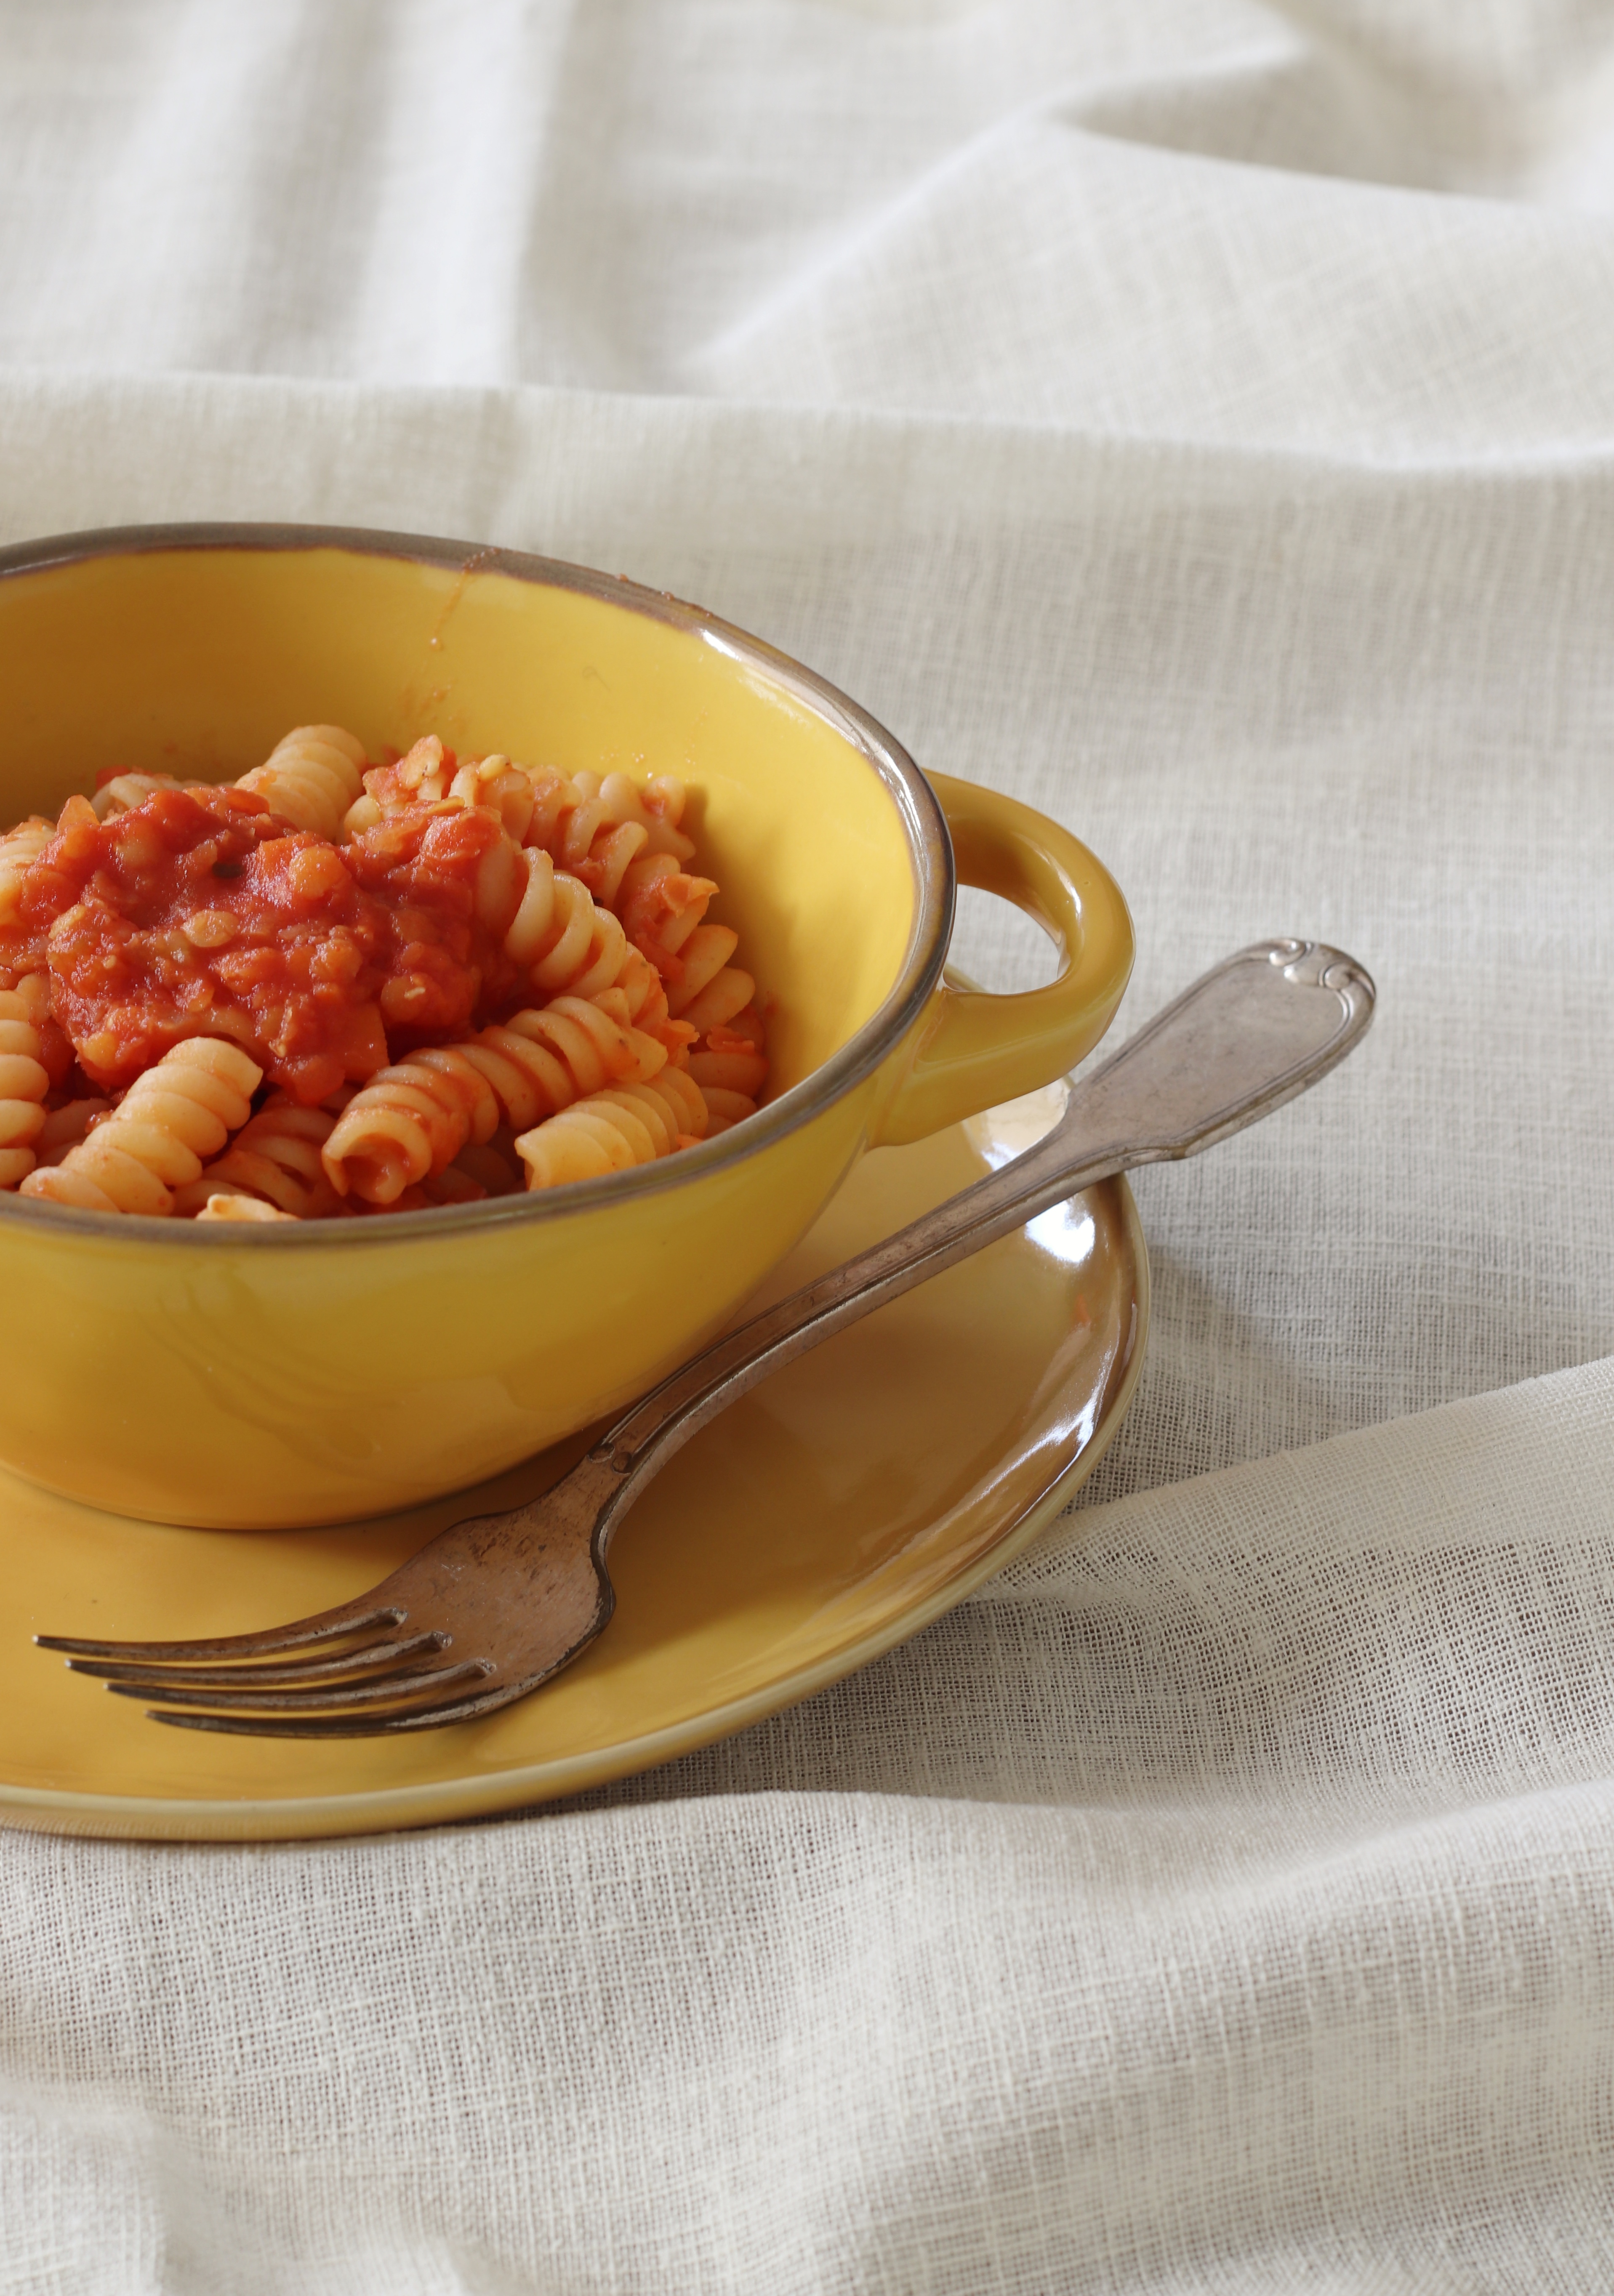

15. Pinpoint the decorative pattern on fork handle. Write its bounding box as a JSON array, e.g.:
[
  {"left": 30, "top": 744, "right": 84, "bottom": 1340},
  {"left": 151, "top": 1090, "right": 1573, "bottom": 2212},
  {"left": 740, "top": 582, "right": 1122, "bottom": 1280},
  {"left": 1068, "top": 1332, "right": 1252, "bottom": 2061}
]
[{"left": 36, "top": 939, "right": 1376, "bottom": 1737}]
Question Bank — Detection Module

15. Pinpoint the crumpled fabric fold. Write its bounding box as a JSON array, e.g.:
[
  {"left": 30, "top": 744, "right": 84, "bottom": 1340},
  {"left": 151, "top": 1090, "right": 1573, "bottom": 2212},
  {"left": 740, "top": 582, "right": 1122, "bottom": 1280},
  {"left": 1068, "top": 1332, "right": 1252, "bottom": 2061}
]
[{"left": 3, "top": 4, "right": 1613, "bottom": 2286}]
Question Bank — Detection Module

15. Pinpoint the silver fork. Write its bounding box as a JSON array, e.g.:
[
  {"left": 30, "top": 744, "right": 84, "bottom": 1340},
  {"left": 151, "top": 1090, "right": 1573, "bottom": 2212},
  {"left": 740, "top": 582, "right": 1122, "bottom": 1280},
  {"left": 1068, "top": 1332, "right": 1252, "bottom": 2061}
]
[{"left": 36, "top": 939, "right": 1374, "bottom": 1737}]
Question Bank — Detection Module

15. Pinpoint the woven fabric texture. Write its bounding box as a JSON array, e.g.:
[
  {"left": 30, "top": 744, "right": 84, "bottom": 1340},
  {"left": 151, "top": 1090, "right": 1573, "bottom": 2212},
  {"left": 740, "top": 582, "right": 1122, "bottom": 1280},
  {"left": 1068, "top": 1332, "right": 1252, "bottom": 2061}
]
[{"left": 3, "top": 4, "right": 1614, "bottom": 2288}]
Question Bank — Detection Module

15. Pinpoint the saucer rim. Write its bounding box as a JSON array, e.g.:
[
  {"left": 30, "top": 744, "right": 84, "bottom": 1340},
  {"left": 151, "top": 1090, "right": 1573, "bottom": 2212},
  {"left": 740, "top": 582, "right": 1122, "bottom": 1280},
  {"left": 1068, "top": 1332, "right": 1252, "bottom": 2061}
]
[{"left": 0, "top": 1174, "right": 1148, "bottom": 1842}]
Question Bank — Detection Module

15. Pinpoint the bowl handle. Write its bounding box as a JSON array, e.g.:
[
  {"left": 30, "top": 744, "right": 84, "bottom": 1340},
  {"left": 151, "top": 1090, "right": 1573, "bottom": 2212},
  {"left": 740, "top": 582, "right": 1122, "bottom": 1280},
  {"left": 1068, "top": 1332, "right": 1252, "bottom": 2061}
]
[{"left": 871, "top": 774, "right": 1135, "bottom": 1147}]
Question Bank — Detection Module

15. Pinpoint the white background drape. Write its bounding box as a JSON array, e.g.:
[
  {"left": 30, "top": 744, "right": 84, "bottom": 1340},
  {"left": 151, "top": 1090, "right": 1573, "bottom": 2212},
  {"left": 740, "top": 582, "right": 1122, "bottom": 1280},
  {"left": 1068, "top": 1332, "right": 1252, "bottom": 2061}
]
[{"left": 5, "top": 5, "right": 1614, "bottom": 2289}]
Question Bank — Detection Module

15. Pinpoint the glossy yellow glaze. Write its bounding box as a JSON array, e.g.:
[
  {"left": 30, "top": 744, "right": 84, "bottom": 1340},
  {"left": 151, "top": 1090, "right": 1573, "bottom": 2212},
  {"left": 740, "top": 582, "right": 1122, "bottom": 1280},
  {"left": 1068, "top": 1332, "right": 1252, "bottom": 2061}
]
[
  {"left": 874, "top": 773, "right": 1135, "bottom": 1144},
  {"left": 0, "top": 1092, "right": 1148, "bottom": 1841},
  {"left": 0, "top": 536, "right": 1135, "bottom": 1526}
]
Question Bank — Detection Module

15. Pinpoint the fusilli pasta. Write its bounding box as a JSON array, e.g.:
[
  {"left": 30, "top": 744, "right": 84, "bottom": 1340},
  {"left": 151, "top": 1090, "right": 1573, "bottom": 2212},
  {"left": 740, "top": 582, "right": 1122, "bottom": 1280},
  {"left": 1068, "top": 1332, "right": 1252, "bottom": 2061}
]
[
  {"left": 0, "top": 976, "right": 51, "bottom": 1189},
  {"left": 342, "top": 737, "right": 538, "bottom": 841},
  {"left": 322, "top": 997, "right": 669, "bottom": 1204},
  {"left": 686, "top": 999, "right": 769, "bottom": 1133},
  {"left": 171, "top": 1098, "right": 343, "bottom": 1220},
  {"left": 515, "top": 1069, "right": 708, "bottom": 1190},
  {"left": 498, "top": 850, "right": 696, "bottom": 1069},
  {"left": 614, "top": 849, "right": 722, "bottom": 976},
  {"left": 31, "top": 1098, "right": 115, "bottom": 1167},
  {"left": 523, "top": 769, "right": 647, "bottom": 905},
  {"left": 662, "top": 923, "right": 756, "bottom": 1035},
  {"left": 0, "top": 818, "right": 52, "bottom": 932},
  {"left": 237, "top": 724, "right": 367, "bottom": 841},
  {"left": 21, "top": 1039, "right": 262, "bottom": 1215},
  {"left": 92, "top": 772, "right": 187, "bottom": 820}
]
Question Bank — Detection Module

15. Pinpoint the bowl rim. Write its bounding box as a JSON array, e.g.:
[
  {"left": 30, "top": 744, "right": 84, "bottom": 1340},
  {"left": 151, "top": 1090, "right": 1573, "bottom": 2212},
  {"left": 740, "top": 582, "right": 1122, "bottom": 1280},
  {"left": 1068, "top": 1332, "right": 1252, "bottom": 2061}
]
[{"left": 0, "top": 521, "right": 954, "bottom": 1247}]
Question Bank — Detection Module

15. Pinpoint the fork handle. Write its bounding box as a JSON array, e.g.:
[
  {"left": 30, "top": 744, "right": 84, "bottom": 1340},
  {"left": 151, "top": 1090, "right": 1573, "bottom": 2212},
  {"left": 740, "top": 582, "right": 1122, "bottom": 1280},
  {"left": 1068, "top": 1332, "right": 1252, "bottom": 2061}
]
[{"left": 582, "top": 940, "right": 1373, "bottom": 1535}]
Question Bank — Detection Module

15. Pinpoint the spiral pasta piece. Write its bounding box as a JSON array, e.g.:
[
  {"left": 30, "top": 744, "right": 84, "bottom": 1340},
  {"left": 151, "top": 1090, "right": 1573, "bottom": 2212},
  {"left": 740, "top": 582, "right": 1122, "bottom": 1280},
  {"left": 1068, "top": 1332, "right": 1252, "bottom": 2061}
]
[
  {"left": 686, "top": 997, "right": 769, "bottom": 1132},
  {"left": 515, "top": 1069, "right": 708, "bottom": 1191},
  {"left": 0, "top": 817, "right": 53, "bottom": 930},
  {"left": 591, "top": 771, "right": 696, "bottom": 862},
  {"left": 495, "top": 997, "right": 669, "bottom": 1110},
  {"left": 341, "top": 733, "right": 451, "bottom": 835},
  {"left": 615, "top": 850, "right": 721, "bottom": 978},
  {"left": 31, "top": 1096, "right": 115, "bottom": 1168},
  {"left": 21, "top": 1038, "right": 262, "bottom": 1215},
  {"left": 322, "top": 996, "right": 670, "bottom": 1204},
  {"left": 688, "top": 1006, "right": 768, "bottom": 1086},
  {"left": 502, "top": 848, "right": 689, "bottom": 1027},
  {"left": 237, "top": 724, "right": 367, "bottom": 840},
  {"left": 171, "top": 1099, "right": 342, "bottom": 1219},
  {"left": 661, "top": 922, "right": 758, "bottom": 1043},
  {"left": 530, "top": 772, "right": 648, "bottom": 906},
  {"left": 92, "top": 772, "right": 186, "bottom": 821},
  {"left": 447, "top": 753, "right": 538, "bottom": 841},
  {"left": 698, "top": 1088, "right": 759, "bottom": 1136},
  {"left": 526, "top": 765, "right": 696, "bottom": 886},
  {"left": 659, "top": 923, "right": 735, "bottom": 1014},
  {"left": 342, "top": 734, "right": 535, "bottom": 842},
  {"left": 0, "top": 976, "right": 51, "bottom": 1188},
  {"left": 321, "top": 1058, "right": 483, "bottom": 1206},
  {"left": 504, "top": 849, "right": 620, "bottom": 995},
  {"left": 688, "top": 1040, "right": 767, "bottom": 1100}
]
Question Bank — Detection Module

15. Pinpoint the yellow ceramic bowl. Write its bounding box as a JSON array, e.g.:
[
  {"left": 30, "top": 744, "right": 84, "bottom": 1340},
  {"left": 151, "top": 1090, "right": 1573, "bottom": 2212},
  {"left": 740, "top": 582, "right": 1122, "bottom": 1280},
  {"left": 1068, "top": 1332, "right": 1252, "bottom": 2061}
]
[{"left": 0, "top": 525, "right": 1134, "bottom": 1528}]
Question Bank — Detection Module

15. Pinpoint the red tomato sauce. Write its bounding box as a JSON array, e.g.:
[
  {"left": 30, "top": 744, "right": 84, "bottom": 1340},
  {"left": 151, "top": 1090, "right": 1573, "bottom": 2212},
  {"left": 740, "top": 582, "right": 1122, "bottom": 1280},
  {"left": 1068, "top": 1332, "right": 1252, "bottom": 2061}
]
[{"left": 2, "top": 785, "right": 521, "bottom": 1104}]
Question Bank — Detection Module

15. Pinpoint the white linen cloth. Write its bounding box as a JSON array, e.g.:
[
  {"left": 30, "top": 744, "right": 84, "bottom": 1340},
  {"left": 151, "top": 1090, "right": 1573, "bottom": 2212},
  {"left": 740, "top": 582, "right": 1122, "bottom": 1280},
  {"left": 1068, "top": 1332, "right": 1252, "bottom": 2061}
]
[{"left": 4, "top": 4, "right": 1614, "bottom": 2288}]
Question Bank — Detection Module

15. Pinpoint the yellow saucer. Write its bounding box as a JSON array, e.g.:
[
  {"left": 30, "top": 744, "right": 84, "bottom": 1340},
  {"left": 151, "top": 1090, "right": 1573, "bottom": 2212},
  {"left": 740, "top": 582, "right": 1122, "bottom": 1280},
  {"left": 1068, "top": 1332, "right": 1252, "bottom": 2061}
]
[{"left": 0, "top": 1091, "right": 1147, "bottom": 1841}]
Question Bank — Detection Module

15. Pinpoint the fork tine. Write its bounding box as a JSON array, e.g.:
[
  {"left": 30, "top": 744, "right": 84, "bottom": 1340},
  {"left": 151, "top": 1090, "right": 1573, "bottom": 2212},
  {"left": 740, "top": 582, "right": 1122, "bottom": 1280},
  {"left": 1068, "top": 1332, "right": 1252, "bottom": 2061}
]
[
  {"left": 104, "top": 1657, "right": 492, "bottom": 1714},
  {"left": 43, "top": 1446, "right": 624, "bottom": 1737},
  {"left": 148, "top": 1679, "right": 519, "bottom": 1737},
  {"left": 63, "top": 1631, "right": 447, "bottom": 1690},
  {"left": 35, "top": 1606, "right": 406, "bottom": 1663}
]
